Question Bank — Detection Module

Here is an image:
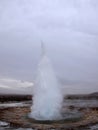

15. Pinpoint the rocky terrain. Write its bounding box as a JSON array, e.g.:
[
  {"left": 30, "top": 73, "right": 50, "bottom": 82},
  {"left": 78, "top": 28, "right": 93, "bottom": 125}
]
[{"left": 0, "top": 93, "right": 98, "bottom": 130}]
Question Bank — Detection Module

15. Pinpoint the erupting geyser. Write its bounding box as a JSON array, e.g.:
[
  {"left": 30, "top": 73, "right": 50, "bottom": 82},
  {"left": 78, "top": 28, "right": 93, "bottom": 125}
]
[{"left": 30, "top": 43, "right": 63, "bottom": 120}]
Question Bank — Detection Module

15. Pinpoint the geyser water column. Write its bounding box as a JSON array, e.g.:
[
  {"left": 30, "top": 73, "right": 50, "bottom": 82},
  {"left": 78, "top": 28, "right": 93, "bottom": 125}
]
[{"left": 30, "top": 43, "right": 63, "bottom": 120}]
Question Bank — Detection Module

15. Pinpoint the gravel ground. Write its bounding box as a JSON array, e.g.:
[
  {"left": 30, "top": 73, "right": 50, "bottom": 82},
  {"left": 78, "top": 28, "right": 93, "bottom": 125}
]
[{"left": 0, "top": 100, "right": 98, "bottom": 130}]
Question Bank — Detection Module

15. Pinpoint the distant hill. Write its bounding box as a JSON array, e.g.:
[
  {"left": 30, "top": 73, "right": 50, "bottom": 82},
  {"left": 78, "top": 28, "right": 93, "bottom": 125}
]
[{"left": 66, "top": 92, "right": 98, "bottom": 99}]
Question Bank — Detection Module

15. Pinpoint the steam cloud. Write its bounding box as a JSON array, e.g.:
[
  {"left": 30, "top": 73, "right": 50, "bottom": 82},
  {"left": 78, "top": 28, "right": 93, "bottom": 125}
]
[{"left": 30, "top": 53, "right": 63, "bottom": 120}]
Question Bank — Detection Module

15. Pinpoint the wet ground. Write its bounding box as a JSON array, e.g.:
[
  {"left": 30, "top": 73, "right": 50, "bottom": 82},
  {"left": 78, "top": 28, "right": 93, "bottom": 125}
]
[
  {"left": 0, "top": 99, "right": 98, "bottom": 130},
  {"left": 0, "top": 121, "right": 98, "bottom": 130}
]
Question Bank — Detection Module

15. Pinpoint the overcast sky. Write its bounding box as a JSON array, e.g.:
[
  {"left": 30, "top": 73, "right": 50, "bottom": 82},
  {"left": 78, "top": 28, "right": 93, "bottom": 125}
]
[{"left": 0, "top": 0, "right": 98, "bottom": 94}]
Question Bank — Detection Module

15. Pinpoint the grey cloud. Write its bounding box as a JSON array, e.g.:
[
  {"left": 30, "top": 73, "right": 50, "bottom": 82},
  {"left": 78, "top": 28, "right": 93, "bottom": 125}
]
[{"left": 0, "top": 0, "right": 98, "bottom": 94}]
